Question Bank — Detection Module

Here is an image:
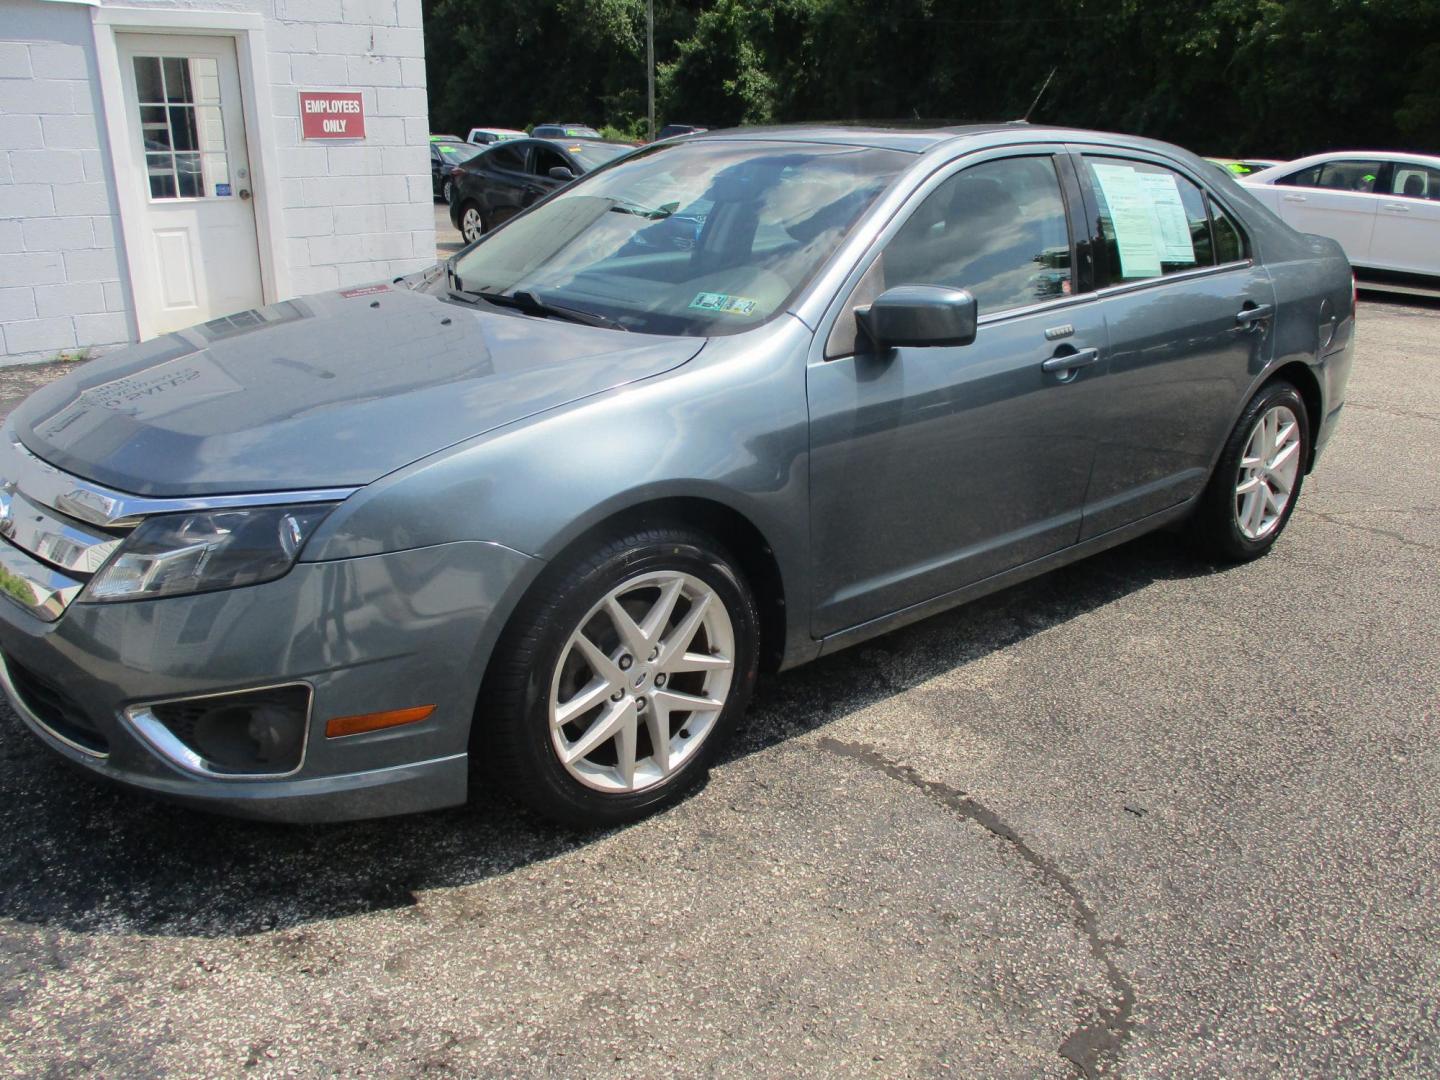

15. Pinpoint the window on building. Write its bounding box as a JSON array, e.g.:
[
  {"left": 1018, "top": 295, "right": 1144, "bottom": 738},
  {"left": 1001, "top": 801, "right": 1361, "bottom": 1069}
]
[{"left": 134, "top": 55, "right": 231, "bottom": 200}]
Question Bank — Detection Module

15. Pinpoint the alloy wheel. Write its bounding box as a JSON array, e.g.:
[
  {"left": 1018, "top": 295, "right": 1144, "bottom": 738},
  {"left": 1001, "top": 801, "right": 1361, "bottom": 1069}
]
[
  {"left": 1235, "top": 403, "right": 1301, "bottom": 540},
  {"left": 443, "top": 179, "right": 455, "bottom": 204},
  {"left": 548, "top": 570, "right": 735, "bottom": 793},
  {"left": 461, "top": 206, "right": 483, "bottom": 242}
]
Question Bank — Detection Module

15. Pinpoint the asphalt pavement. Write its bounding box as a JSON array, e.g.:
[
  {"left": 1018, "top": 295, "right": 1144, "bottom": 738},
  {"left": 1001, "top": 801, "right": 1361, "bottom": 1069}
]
[{"left": 0, "top": 294, "right": 1436, "bottom": 1078}]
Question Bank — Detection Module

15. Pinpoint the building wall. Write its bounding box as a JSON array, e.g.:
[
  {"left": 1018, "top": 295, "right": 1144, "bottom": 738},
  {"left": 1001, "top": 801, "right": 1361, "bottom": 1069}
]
[
  {"left": 0, "top": 0, "right": 132, "bottom": 366},
  {"left": 0, "top": 0, "right": 435, "bottom": 366}
]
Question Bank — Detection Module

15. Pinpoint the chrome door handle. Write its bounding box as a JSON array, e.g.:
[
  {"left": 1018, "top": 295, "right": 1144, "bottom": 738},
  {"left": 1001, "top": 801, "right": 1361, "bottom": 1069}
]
[
  {"left": 1232, "top": 304, "right": 1275, "bottom": 335},
  {"left": 1381, "top": 203, "right": 1410, "bottom": 213},
  {"left": 1282, "top": 193, "right": 1307, "bottom": 202},
  {"left": 1041, "top": 347, "right": 1100, "bottom": 375}
]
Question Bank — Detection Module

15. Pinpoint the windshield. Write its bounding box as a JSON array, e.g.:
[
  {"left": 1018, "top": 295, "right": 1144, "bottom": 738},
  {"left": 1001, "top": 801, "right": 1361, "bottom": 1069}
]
[
  {"left": 565, "top": 141, "right": 635, "bottom": 170},
  {"left": 449, "top": 139, "right": 911, "bottom": 336},
  {"left": 436, "top": 142, "right": 482, "bottom": 164}
]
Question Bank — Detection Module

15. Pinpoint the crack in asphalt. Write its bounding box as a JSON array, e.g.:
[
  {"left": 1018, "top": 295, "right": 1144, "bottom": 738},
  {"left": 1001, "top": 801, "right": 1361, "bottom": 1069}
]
[
  {"left": 816, "top": 737, "right": 1136, "bottom": 1080},
  {"left": 1345, "top": 401, "right": 1440, "bottom": 425},
  {"left": 1295, "top": 507, "right": 1440, "bottom": 557}
]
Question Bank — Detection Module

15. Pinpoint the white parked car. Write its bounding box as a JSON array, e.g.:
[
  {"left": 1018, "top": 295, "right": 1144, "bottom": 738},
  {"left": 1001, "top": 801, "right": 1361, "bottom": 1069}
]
[
  {"left": 466, "top": 127, "right": 526, "bottom": 145},
  {"left": 1243, "top": 151, "right": 1440, "bottom": 282}
]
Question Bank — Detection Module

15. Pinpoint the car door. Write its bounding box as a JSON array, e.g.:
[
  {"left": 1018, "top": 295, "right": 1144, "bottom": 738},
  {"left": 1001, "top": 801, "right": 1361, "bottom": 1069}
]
[
  {"left": 1070, "top": 149, "right": 1277, "bottom": 538},
  {"left": 1269, "top": 158, "right": 1385, "bottom": 268},
  {"left": 482, "top": 141, "right": 533, "bottom": 224},
  {"left": 1370, "top": 162, "right": 1440, "bottom": 276},
  {"left": 807, "top": 151, "right": 1109, "bottom": 636},
  {"left": 526, "top": 144, "right": 571, "bottom": 204}
]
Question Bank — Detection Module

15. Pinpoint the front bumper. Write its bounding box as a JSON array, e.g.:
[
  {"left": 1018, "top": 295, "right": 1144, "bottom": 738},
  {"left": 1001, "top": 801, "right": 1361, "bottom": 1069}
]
[{"left": 0, "top": 539, "right": 539, "bottom": 822}]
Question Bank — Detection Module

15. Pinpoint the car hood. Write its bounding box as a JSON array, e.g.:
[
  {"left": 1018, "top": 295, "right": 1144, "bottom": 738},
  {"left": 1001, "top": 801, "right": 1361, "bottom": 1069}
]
[{"left": 10, "top": 282, "right": 704, "bottom": 496}]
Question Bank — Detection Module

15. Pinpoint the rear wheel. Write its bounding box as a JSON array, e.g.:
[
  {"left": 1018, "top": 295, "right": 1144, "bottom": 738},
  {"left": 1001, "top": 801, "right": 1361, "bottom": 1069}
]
[
  {"left": 1196, "top": 380, "right": 1309, "bottom": 561},
  {"left": 442, "top": 178, "right": 455, "bottom": 205},
  {"left": 459, "top": 202, "right": 485, "bottom": 243},
  {"left": 480, "top": 526, "right": 760, "bottom": 827}
]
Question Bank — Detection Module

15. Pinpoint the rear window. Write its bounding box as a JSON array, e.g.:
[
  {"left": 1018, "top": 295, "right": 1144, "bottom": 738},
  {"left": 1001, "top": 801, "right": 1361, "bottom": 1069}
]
[{"left": 567, "top": 142, "right": 634, "bottom": 170}]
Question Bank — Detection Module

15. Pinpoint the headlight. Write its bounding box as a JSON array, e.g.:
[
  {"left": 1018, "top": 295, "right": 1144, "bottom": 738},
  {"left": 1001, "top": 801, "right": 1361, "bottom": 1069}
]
[{"left": 81, "top": 504, "right": 336, "bottom": 603}]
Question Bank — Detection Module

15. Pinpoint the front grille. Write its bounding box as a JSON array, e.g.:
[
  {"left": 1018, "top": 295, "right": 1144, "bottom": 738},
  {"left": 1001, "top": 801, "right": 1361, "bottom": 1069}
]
[{"left": 4, "top": 654, "right": 109, "bottom": 754}]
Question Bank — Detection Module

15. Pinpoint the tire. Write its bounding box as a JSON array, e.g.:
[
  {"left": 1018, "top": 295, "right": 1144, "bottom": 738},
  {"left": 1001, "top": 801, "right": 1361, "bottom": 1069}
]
[
  {"left": 479, "top": 525, "right": 760, "bottom": 827},
  {"left": 1196, "top": 380, "right": 1310, "bottom": 562},
  {"left": 443, "top": 178, "right": 455, "bottom": 205},
  {"left": 459, "top": 201, "right": 485, "bottom": 243}
]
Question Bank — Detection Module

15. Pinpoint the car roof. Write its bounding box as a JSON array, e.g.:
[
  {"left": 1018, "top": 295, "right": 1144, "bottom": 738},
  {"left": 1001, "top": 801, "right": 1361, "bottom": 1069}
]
[
  {"left": 685, "top": 122, "right": 1234, "bottom": 160},
  {"left": 1247, "top": 149, "right": 1440, "bottom": 182}
]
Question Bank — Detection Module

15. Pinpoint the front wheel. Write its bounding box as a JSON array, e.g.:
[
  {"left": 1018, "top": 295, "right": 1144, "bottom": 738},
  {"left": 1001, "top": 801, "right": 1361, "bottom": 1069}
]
[
  {"left": 1196, "top": 380, "right": 1310, "bottom": 562},
  {"left": 480, "top": 526, "right": 760, "bottom": 827},
  {"left": 459, "top": 201, "right": 485, "bottom": 243}
]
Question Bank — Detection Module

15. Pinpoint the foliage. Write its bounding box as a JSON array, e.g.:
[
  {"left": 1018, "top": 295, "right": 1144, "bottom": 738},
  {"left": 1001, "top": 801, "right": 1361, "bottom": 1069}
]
[{"left": 422, "top": 0, "right": 1440, "bottom": 156}]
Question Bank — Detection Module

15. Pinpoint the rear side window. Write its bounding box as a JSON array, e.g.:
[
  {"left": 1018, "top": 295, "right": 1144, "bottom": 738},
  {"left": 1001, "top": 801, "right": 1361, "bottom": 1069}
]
[
  {"left": 486, "top": 144, "right": 526, "bottom": 172},
  {"left": 880, "top": 155, "right": 1073, "bottom": 316},
  {"left": 1083, "top": 156, "right": 1214, "bottom": 283},
  {"left": 1388, "top": 164, "right": 1440, "bottom": 199},
  {"left": 1275, "top": 165, "right": 1321, "bottom": 187},
  {"left": 1211, "top": 201, "right": 1246, "bottom": 264}
]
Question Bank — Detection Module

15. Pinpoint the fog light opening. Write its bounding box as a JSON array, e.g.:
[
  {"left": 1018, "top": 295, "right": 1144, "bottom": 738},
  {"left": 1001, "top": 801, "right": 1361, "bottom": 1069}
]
[{"left": 134, "top": 684, "right": 312, "bottom": 777}]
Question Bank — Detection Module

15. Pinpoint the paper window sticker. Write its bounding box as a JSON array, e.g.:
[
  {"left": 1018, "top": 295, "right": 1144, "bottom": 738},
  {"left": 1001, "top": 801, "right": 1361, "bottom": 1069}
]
[
  {"left": 1091, "top": 163, "right": 1163, "bottom": 280},
  {"left": 1135, "top": 172, "right": 1196, "bottom": 264}
]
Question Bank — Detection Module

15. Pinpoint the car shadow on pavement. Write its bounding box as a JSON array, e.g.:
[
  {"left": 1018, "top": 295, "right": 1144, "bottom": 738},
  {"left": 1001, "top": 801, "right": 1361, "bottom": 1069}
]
[{"left": 0, "top": 531, "right": 1222, "bottom": 939}]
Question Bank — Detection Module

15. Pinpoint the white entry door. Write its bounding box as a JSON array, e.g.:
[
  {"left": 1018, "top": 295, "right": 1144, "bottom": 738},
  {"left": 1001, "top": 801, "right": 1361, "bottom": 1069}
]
[{"left": 117, "top": 34, "right": 264, "bottom": 335}]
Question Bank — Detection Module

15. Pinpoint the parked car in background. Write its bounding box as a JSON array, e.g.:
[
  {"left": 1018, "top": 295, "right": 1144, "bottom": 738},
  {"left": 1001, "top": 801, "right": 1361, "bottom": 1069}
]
[
  {"left": 430, "top": 138, "right": 483, "bottom": 204},
  {"left": 1207, "top": 157, "right": 1285, "bottom": 177},
  {"left": 0, "top": 124, "right": 1354, "bottom": 829},
  {"left": 532, "top": 122, "right": 602, "bottom": 139},
  {"left": 1243, "top": 151, "right": 1440, "bottom": 283},
  {"left": 657, "top": 123, "right": 707, "bottom": 140},
  {"left": 448, "top": 137, "right": 633, "bottom": 242},
  {"left": 467, "top": 127, "right": 526, "bottom": 145}
]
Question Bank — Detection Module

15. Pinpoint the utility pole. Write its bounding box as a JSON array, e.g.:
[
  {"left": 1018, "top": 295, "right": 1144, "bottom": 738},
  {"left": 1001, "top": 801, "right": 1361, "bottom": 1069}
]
[{"left": 646, "top": 0, "right": 655, "bottom": 141}]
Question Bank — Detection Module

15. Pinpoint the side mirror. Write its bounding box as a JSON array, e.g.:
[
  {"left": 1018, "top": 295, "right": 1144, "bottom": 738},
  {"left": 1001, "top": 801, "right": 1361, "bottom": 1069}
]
[
  {"left": 855, "top": 285, "right": 978, "bottom": 349},
  {"left": 548, "top": 166, "right": 576, "bottom": 182}
]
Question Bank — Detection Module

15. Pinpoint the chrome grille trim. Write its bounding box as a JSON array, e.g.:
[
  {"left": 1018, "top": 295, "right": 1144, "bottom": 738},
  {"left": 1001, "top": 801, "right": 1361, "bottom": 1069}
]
[
  {"left": 0, "top": 542, "right": 84, "bottom": 621},
  {"left": 0, "top": 435, "right": 356, "bottom": 529},
  {"left": 0, "top": 487, "right": 122, "bottom": 574}
]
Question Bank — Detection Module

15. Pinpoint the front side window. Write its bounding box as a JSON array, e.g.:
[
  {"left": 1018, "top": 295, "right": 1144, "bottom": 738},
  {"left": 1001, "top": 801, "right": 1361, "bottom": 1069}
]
[
  {"left": 1388, "top": 164, "right": 1440, "bottom": 199},
  {"left": 486, "top": 144, "right": 527, "bottom": 172},
  {"left": 448, "top": 139, "right": 909, "bottom": 336},
  {"left": 1317, "top": 160, "right": 1385, "bottom": 193},
  {"left": 1083, "top": 156, "right": 1214, "bottom": 283},
  {"left": 880, "top": 155, "right": 1073, "bottom": 315}
]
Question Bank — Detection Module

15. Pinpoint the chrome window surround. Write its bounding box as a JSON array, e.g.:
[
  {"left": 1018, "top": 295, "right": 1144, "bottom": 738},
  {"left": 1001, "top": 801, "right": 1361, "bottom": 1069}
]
[
  {"left": 0, "top": 432, "right": 357, "bottom": 621},
  {"left": 124, "top": 681, "right": 314, "bottom": 781}
]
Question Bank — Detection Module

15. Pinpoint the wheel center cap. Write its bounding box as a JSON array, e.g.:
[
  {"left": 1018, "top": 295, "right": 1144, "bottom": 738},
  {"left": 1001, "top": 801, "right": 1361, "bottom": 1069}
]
[{"left": 633, "top": 671, "right": 649, "bottom": 689}]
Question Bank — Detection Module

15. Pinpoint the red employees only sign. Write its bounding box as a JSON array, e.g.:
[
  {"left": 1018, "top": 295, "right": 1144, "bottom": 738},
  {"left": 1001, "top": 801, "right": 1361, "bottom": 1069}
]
[{"left": 299, "top": 92, "right": 365, "bottom": 140}]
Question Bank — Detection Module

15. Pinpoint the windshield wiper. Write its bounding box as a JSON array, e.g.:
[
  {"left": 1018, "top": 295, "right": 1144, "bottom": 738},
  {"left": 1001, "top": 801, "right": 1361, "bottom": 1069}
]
[
  {"left": 608, "top": 198, "right": 679, "bottom": 221},
  {"left": 452, "top": 287, "right": 627, "bottom": 332}
]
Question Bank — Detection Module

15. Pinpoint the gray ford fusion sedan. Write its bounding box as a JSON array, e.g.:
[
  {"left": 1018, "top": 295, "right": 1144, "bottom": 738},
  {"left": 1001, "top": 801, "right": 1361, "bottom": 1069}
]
[{"left": 0, "top": 124, "right": 1354, "bottom": 826}]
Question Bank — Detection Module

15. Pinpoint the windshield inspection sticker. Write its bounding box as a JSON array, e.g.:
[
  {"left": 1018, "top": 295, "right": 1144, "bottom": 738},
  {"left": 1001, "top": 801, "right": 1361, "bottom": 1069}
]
[{"left": 690, "top": 292, "right": 758, "bottom": 316}]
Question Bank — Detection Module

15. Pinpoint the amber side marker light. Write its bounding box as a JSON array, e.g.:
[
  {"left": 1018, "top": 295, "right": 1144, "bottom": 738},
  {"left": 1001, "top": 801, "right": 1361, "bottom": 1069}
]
[{"left": 325, "top": 705, "right": 435, "bottom": 739}]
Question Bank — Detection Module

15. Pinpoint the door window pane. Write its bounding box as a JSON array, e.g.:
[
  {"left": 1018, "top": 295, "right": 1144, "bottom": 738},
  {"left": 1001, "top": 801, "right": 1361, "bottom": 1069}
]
[
  {"left": 1315, "top": 160, "right": 1384, "bottom": 193},
  {"left": 1275, "top": 165, "right": 1321, "bottom": 188},
  {"left": 488, "top": 145, "right": 526, "bottom": 172},
  {"left": 881, "top": 155, "right": 1073, "bottom": 315},
  {"left": 1083, "top": 156, "right": 1214, "bottom": 283},
  {"left": 1389, "top": 164, "right": 1440, "bottom": 199},
  {"left": 133, "top": 54, "right": 232, "bottom": 200}
]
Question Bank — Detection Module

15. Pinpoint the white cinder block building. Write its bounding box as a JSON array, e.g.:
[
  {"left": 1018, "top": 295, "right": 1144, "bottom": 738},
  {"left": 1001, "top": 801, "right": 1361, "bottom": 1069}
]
[{"left": 0, "top": 0, "right": 435, "bottom": 365}]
